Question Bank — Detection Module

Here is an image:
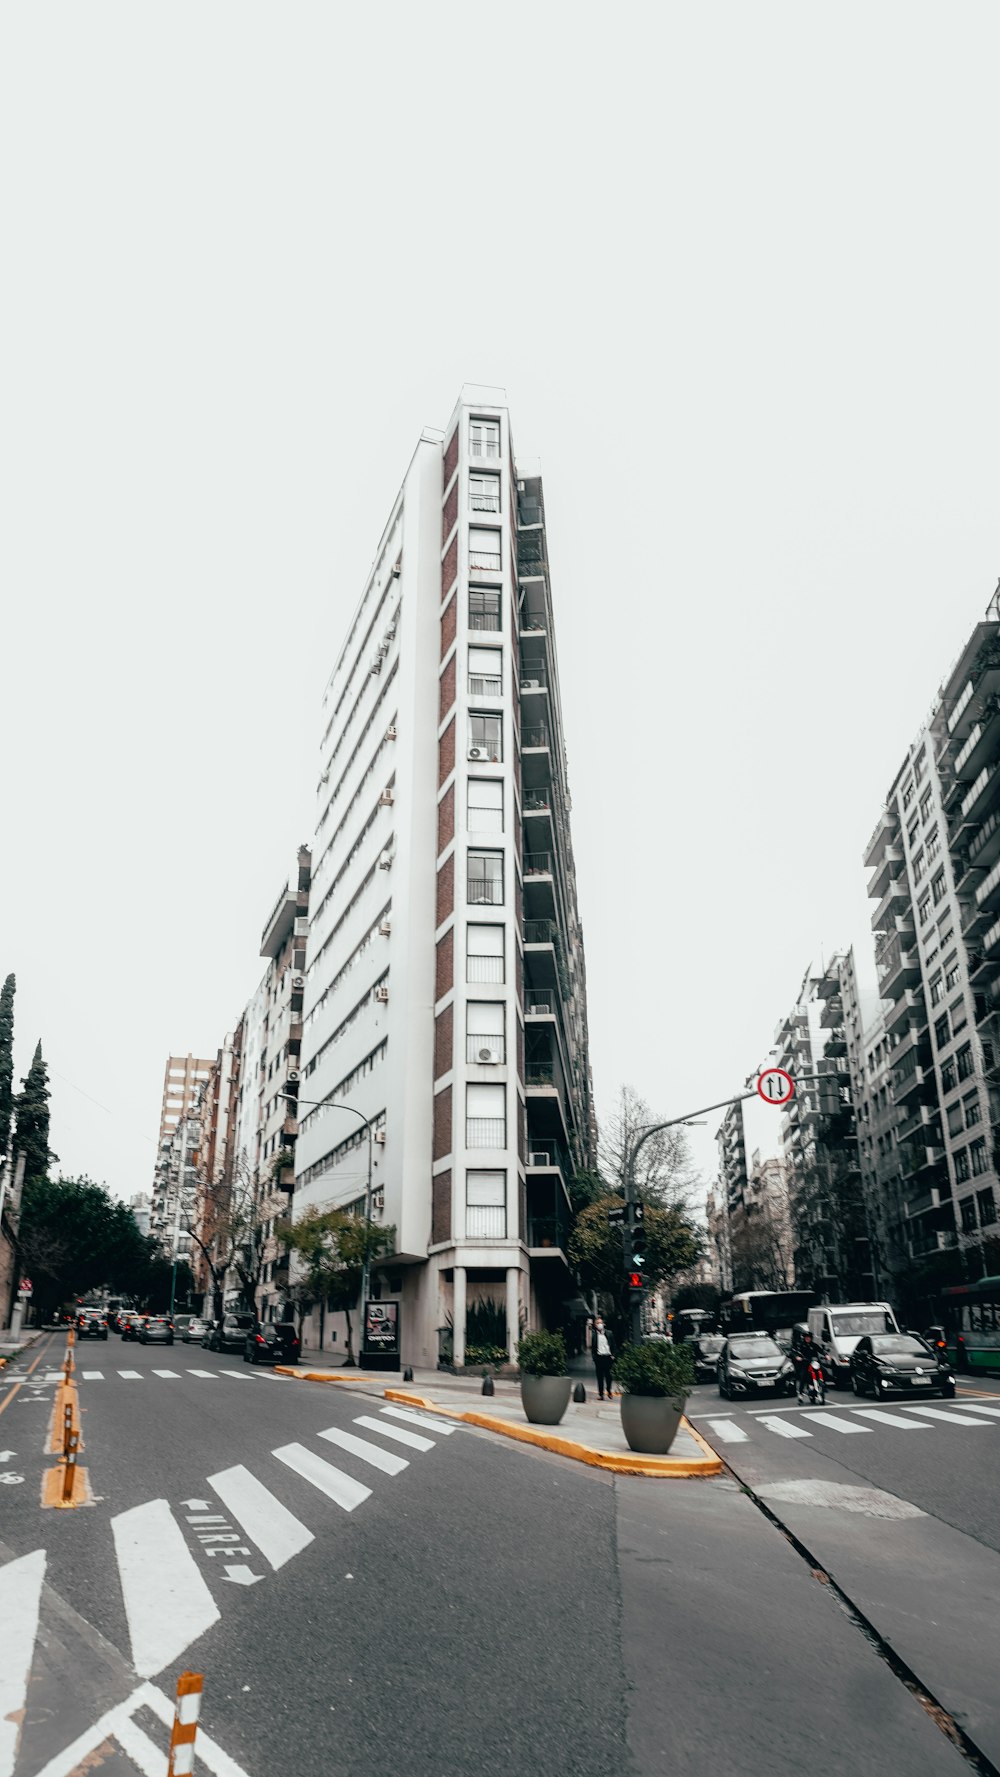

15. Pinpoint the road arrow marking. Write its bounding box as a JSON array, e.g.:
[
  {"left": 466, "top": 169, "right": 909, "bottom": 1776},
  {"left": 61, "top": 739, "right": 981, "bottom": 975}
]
[
  {"left": 181, "top": 1498, "right": 211, "bottom": 1510},
  {"left": 0, "top": 1450, "right": 16, "bottom": 1461},
  {"left": 223, "top": 1565, "right": 264, "bottom": 1585}
]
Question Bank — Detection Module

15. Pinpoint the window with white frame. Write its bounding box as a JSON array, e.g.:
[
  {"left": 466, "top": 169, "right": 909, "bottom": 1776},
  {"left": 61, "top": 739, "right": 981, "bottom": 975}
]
[
  {"left": 469, "top": 647, "right": 502, "bottom": 696},
  {"left": 468, "top": 849, "right": 503, "bottom": 905},
  {"left": 466, "top": 1168, "right": 506, "bottom": 1237},
  {"left": 468, "top": 777, "right": 503, "bottom": 834},
  {"left": 466, "top": 1083, "right": 506, "bottom": 1149},
  {"left": 469, "top": 418, "right": 501, "bottom": 459},
  {"left": 469, "top": 527, "right": 502, "bottom": 573},
  {"left": 467, "top": 1001, "right": 505, "bottom": 1065},
  {"left": 469, "top": 472, "right": 501, "bottom": 513},
  {"left": 467, "top": 923, "right": 504, "bottom": 984},
  {"left": 469, "top": 711, "right": 502, "bottom": 761}
]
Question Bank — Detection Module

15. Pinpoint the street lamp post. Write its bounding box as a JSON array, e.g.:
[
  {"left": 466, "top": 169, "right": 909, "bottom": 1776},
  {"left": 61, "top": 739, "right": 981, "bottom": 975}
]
[{"left": 282, "top": 1093, "right": 374, "bottom": 1366}]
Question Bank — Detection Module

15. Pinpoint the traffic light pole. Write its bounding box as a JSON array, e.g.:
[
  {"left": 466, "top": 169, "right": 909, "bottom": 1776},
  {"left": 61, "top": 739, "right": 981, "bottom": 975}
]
[{"left": 623, "top": 1078, "right": 827, "bottom": 1344}]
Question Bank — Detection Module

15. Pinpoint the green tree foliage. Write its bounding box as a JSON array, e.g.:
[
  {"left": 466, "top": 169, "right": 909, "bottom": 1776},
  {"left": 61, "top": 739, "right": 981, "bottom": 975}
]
[
  {"left": 14, "top": 1040, "right": 57, "bottom": 1186},
  {"left": 0, "top": 974, "right": 14, "bottom": 1161},
  {"left": 569, "top": 1198, "right": 702, "bottom": 1333},
  {"left": 17, "top": 1175, "right": 167, "bottom": 1317},
  {"left": 277, "top": 1209, "right": 395, "bottom": 1364}
]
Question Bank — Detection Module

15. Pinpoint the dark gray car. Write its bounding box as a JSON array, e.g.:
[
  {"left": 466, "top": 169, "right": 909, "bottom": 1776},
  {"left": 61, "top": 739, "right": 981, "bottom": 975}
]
[
  {"left": 718, "top": 1333, "right": 795, "bottom": 1398},
  {"left": 209, "top": 1312, "right": 256, "bottom": 1353}
]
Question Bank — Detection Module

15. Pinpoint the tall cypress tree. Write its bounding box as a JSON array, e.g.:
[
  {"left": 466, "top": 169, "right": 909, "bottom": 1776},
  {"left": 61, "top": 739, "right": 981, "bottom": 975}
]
[
  {"left": 0, "top": 974, "right": 14, "bottom": 1161},
  {"left": 14, "top": 1040, "right": 57, "bottom": 1185}
]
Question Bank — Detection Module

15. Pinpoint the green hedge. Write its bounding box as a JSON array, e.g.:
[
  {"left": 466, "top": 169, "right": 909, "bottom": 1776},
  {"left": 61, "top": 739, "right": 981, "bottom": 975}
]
[
  {"left": 614, "top": 1340, "right": 694, "bottom": 1397},
  {"left": 517, "top": 1330, "right": 568, "bottom": 1376}
]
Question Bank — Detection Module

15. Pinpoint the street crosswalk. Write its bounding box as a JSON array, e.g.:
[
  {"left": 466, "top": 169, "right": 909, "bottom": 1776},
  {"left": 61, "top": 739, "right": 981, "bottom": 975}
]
[
  {"left": 693, "top": 1400, "right": 1000, "bottom": 1446},
  {"left": 0, "top": 1403, "right": 459, "bottom": 1777}
]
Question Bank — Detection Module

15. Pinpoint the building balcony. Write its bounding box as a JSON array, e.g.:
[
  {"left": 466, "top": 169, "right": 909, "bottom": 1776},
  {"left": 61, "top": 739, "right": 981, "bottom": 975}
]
[
  {"left": 896, "top": 1103, "right": 934, "bottom": 1144},
  {"left": 946, "top": 646, "right": 1000, "bottom": 741},
  {"left": 867, "top": 843, "right": 905, "bottom": 903},
  {"left": 974, "top": 854, "right": 1000, "bottom": 918},
  {"left": 863, "top": 807, "right": 899, "bottom": 871},
  {"left": 893, "top": 1062, "right": 934, "bottom": 1104},
  {"left": 870, "top": 877, "right": 912, "bottom": 934},
  {"left": 819, "top": 993, "right": 843, "bottom": 1029},
  {"left": 260, "top": 884, "right": 298, "bottom": 960},
  {"left": 968, "top": 916, "right": 1000, "bottom": 981},
  {"left": 525, "top": 991, "right": 557, "bottom": 1019},
  {"left": 523, "top": 853, "right": 556, "bottom": 920},
  {"left": 900, "top": 1143, "right": 944, "bottom": 1180},
  {"left": 885, "top": 988, "right": 926, "bottom": 1035},
  {"left": 823, "top": 1027, "right": 848, "bottom": 1058},
  {"left": 891, "top": 1021, "right": 930, "bottom": 1066},
  {"left": 877, "top": 934, "right": 921, "bottom": 1000},
  {"left": 524, "top": 918, "right": 558, "bottom": 992}
]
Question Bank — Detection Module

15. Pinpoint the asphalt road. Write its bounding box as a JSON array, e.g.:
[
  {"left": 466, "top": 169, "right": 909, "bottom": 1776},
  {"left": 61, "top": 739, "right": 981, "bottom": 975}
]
[{"left": 0, "top": 1333, "right": 980, "bottom": 1777}]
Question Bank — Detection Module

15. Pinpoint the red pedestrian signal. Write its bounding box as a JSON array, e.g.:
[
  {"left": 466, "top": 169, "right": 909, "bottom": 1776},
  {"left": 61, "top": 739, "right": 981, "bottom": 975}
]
[{"left": 628, "top": 1271, "right": 644, "bottom": 1292}]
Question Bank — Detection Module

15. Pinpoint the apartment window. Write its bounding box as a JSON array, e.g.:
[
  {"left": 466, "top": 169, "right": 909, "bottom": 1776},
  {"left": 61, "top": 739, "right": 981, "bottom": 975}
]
[
  {"left": 964, "top": 1092, "right": 982, "bottom": 1129},
  {"left": 977, "top": 1187, "right": 997, "bottom": 1226},
  {"left": 931, "top": 868, "right": 946, "bottom": 906},
  {"left": 913, "top": 850, "right": 926, "bottom": 884},
  {"left": 918, "top": 894, "right": 930, "bottom": 925},
  {"left": 468, "top": 778, "right": 503, "bottom": 834},
  {"left": 907, "top": 822, "right": 919, "bottom": 851},
  {"left": 902, "top": 781, "right": 914, "bottom": 810},
  {"left": 939, "top": 920, "right": 954, "bottom": 948},
  {"left": 955, "top": 1149, "right": 972, "bottom": 1185},
  {"left": 919, "top": 789, "right": 933, "bottom": 824},
  {"left": 970, "top": 1136, "right": 989, "bottom": 1177},
  {"left": 467, "top": 923, "right": 504, "bottom": 983},
  {"left": 957, "top": 1042, "right": 975, "bottom": 1082},
  {"left": 941, "top": 1058, "right": 957, "bottom": 1095},
  {"left": 469, "top": 473, "right": 501, "bottom": 513},
  {"left": 934, "top": 1013, "right": 950, "bottom": 1049},
  {"left": 469, "top": 527, "right": 501, "bottom": 573},
  {"left": 469, "top": 586, "right": 501, "bottom": 632},
  {"left": 927, "top": 827, "right": 941, "bottom": 863},
  {"left": 914, "top": 751, "right": 926, "bottom": 785},
  {"left": 469, "top": 418, "right": 501, "bottom": 459},
  {"left": 947, "top": 1102, "right": 964, "bottom": 1138},
  {"left": 467, "top": 1002, "right": 505, "bottom": 1065},
  {"left": 466, "top": 1083, "right": 506, "bottom": 1149},
  {"left": 466, "top": 1168, "right": 506, "bottom": 1237},
  {"left": 951, "top": 999, "right": 968, "bottom": 1037},
  {"left": 469, "top": 647, "right": 502, "bottom": 697},
  {"left": 929, "top": 973, "right": 943, "bottom": 1007},
  {"left": 468, "top": 850, "right": 504, "bottom": 905},
  {"left": 945, "top": 956, "right": 961, "bottom": 992},
  {"left": 469, "top": 712, "right": 502, "bottom": 762},
  {"left": 960, "top": 1193, "right": 977, "bottom": 1229}
]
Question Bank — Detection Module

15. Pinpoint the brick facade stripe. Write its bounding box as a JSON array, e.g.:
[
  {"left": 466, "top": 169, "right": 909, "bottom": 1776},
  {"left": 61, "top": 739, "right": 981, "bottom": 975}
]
[
  {"left": 439, "top": 650, "right": 456, "bottom": 724},
  {"left": 441, "top": 592, "right": 457, "bottom": 655},
  {"left": 433, "top": 1085, "right": 452, "bottom": 1162},
  {"left": 436, "top": 927, "right": 454, "bottom": 1001},
  {"left": 437, "top": 781, "right": 455, "bottom": 856},
  {"left": 444, "top": 427, "right": 459, "bottom": 489},
  {"left": 442, "top": 479, "right": 458, "bottom": 549},
  {"left": 438, "top": 717, "right": 455, "bottom": 787},
  {"left": 432, "top": 1168, "right": 452, "bottom": 1245},
  {"left": 436, "top": 851, "right": 454, "bottom": 927},
  {"left": 434, "top": 1003, "right": 453, "bottom": 1081},
  {"left": 441, "top": 535, "right": 457, "bottom": 598}
]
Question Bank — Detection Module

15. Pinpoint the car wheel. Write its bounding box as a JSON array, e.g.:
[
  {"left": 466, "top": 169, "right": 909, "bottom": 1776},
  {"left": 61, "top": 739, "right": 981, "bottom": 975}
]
[
  {"left": 942, "top": 1381, "right": 956, "bottom": 1399},
  {"left": 718, "top": 1378, "right": 728, "bottom": 1400},
  {"left": 851, "top": 1374, "right": 860, "bottom": 1395}
]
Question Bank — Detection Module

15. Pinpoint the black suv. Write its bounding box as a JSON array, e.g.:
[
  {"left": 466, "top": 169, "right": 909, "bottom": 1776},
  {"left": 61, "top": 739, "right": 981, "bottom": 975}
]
[
  {"left": 850, "top": 1333, "right": 955, "bottom": 1400},
  {"left": 244, "top": 1323, "right": 301, "bottom": 1366},
  {"left": 76, "top": 1310, "right": 109, "bottom": 1341},
  {"left": 208, "top": 1312, "right": 256, "bottom": 1353},
  {"left": 718, "top": 1332, "right": 795, "bottom": 1398}
]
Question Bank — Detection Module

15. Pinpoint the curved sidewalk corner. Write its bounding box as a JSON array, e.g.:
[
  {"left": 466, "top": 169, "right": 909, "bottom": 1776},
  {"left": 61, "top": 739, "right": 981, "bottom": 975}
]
[{"left": 273, "top": 1365, "right": 722, "bottom": 1478}]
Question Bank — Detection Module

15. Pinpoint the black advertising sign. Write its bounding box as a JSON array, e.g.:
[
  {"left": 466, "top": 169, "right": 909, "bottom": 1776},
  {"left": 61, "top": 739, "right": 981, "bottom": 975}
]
[{"left": 363, "top": 1300, "right": 400, "bottom": 1357}]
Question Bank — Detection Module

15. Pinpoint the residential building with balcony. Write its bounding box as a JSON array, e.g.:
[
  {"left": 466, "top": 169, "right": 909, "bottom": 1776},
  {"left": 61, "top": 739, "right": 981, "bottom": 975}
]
[
  {"left": 293, "top": 386, "right": 594, "bottom": 1369},
  {"left": 715, "top": 1101, "right": 749, "bottom": 1224}
]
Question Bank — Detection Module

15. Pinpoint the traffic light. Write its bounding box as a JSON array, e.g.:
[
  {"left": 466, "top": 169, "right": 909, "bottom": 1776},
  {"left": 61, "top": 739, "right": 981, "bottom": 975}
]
[{"left": 628, "top": 1234, "right": 646, "bottom": 1294}]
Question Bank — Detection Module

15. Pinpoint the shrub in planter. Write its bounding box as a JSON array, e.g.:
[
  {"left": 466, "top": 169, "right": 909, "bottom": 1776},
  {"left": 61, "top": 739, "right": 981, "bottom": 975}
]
[
  {"left": 517, "top": 1330, "right": 571, "bottom": 1426},
  {"left": 464, "top": 1343, "right": 509, "bottom": 1368},
  {"left": 613, "top": 1340, "right": 694, "bottom": 1455}
]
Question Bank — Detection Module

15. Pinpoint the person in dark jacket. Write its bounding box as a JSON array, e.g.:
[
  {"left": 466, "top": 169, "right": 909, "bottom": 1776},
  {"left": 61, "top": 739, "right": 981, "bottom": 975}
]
[{"left": 590, "top": 1316, "right": 617, "bottom": 1400}]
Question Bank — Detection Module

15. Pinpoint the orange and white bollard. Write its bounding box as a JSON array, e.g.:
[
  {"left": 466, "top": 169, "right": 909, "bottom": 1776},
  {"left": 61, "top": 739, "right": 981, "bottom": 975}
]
[
  {"left": 61, "top": 1432, "right": 78, "bottom": 1503},
  {"left": 166, "top": 1671, "right": 204, "bottom": 1776}
]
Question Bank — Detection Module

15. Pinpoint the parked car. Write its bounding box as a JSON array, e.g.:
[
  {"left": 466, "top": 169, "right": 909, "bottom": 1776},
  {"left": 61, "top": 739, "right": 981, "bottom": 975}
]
[
  {"left": 120, "top": 1312, "right": 144, "bottom": 1342},
  {"left": 208, "top": 1312, "right": 256, "bottom": 1353},
  {"left": 686, "top": 1332, "right": 726, "bottom": 1381},
  {"left": 173, "top": 1315, "right": 192, "bottom": 1339},
  {"left": 138, "top": 1314, "right": 175, "bottom": 1345},
  {"left": 75, "top": 1310, "right": 109, "bottom": 1341},
  {"left": 200, "top": 1320, "right": 218, "bottom": 1348},
  {"left": 184, "top": 1316, "right": 208, "bottom": 1344},
  {"left": 718, "top": 1332, "right": 795, "bottom": 1399},
  {"left": 850, "top": 1333, "right": 955, "bottom": 1400},
  {"left": 243, "top": 1323, "right": 301, "bottom": 1366}
]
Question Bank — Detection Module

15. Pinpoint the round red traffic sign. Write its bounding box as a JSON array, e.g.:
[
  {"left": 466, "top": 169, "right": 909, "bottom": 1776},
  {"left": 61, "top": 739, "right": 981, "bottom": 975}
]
[{"left": 757, "top": 1067, "right": 794, "bottom": 1107}]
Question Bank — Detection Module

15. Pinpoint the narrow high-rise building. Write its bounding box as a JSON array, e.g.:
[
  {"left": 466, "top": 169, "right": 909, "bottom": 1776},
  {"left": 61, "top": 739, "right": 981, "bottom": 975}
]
[{"left": 294, "top": 386, "right": 594, "bottom": 1369}]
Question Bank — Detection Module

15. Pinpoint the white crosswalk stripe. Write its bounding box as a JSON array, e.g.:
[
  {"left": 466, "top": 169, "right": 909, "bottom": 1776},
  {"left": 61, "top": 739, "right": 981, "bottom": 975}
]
[
  {"left": 186, "top": 1369, "right": 218, "bottom": 1378},
  {"left": 379, "top": 1404, "right": 458, "bottom": 1434},
  {"left": 208, "top": 1464, "right": 315, "bottom": 1569},
  {"left": 901, "top": 1405, "right": 997, "bottom": 1425},
  {"left": 81, "top": 1370, "right": 104, "bottom": 1379},
  {"left": 952, "top": 1401, "right": 1000, "bottom": 1418},
  {"left": 220, "top": 1369, "right": 255, "bottom": 1380},
  {"left": 318, "top": 1426, "right": 410, "bottom": 1475},
  {"left": 809, "top": 1415, "right": 871, "bottom": 1434},
  {"left": 354, "top": 1413, "right": 436, "bottom": 1451},
  {"left": 0, "top": 1549, "right": 46, "bottom": 1777},
  {"left": 117, "top": 1371, "right": 143, "bottom": 1380},
  {"left": 273, "top": 1443, "right": 373, "bottom": 1511},
  {"left": 110, "top": 1498, "right": 220, "bottom": 1678},
  {"left": 702, "top": 1418, "right": 748, "bottom": 1443},
  {"left": 756, "top": 1415, "right": 812, "bottom": 1439},
  {"left": 851, "top": 1409, "right": 930, "bottom": 1428},
  {"left": 152, "top": 1369, "right": 180, "bottom": 1379}
]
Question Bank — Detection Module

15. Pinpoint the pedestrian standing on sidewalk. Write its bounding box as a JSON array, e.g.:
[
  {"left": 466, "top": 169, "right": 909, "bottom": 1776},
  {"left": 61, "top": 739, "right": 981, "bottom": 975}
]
[{"left": 591, "top": 1316, "right": 617, "bottom": 1400}]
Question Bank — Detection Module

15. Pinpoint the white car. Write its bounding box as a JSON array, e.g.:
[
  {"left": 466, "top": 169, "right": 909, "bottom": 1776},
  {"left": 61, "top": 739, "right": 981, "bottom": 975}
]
[{"left": 183, "top": 1316, "right": 208, "bottom": 1343}]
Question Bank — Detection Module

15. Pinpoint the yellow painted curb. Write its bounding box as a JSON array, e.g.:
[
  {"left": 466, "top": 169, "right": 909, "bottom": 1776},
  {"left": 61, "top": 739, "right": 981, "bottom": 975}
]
[
  {"left": 274, "top": 1367, "right": 363, "bottom": 1384},
  {"left": 383, "top": 1391, "right": 723, "bottom": 1478}
]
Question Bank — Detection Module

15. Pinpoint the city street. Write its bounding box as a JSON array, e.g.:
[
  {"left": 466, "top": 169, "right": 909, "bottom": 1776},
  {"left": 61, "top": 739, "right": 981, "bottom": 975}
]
[{"left": 0, "top": 1333, "right": 985, "bottom": 1777}]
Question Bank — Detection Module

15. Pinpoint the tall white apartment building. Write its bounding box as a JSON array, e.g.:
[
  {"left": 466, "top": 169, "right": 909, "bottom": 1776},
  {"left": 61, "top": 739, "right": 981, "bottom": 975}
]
[{"left": 294, "top": 386, "right": 594, "bottom": 1369}]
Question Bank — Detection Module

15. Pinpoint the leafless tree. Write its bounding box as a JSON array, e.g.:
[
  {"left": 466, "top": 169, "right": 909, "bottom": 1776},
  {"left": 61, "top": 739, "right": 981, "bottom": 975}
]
[{"left": 598, "top": 1084, "right": 701, "bottom": 1209}]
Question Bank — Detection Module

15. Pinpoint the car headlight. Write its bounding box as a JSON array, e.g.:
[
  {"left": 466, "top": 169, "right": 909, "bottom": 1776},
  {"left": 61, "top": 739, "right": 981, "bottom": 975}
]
[
  {"left": 780, "top": 1360, "right": 794, "bottom": 1375},
  {"left": 727, "top": 1366, "right": 746, "bottom": 1379}
]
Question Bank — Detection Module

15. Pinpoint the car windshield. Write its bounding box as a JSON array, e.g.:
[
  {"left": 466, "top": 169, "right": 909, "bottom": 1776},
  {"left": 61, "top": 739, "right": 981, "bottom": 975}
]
[
  {"left": 730, "top": 1338, "right": 781, "bottom": 1361},
  {"left": 871, "top": 1336, "right": 928, "bottom": 1356},
  {"left": 229, "top": 1315, "right": 254, "bottom": 1328},
  {"left": 831, "top": 1312, "right": 894, "bottom": 1337},
  {"left": 698, "top": 1337, "right": 725, "bottom": 1354}
]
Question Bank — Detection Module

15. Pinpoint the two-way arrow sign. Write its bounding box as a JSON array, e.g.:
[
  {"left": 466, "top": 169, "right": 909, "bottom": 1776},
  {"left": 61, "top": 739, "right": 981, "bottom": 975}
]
[{"left": 223, "top": 1566, "right": 264, "bottom": 1586}]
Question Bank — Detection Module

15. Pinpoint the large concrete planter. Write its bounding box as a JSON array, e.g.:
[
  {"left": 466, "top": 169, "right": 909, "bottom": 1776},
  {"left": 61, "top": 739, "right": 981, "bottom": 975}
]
[
  {"left": 520, "top": 1373, "right": 572, "bottom": 1426},
  {"left": 620, "top": 1392, "right": 686, "bottom": 1455}
]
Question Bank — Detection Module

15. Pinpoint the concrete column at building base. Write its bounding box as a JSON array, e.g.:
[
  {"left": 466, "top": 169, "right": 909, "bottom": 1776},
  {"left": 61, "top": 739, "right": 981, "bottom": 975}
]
[
  {"left": 453, "top": 1265, "right": 467, "bottom": 1367},
  {"left": 506, "top": 1265, "right": 520, "bottom": 1365}
]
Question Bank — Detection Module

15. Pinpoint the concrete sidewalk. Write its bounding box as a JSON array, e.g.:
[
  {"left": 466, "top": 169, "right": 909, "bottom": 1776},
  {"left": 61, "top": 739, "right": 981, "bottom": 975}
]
[{"left": 278, "top": 1353, "right": 722, "bottom": 1478}]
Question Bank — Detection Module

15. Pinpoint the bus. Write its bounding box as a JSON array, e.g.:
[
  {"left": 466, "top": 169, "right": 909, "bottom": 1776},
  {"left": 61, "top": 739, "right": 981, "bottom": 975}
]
[
  {"left": 936, "top": 1275, "right": 1000, "bottom": 1375},
  {"left": 720, "top": 1290, "right": 819, "bottom": 1350},
  {"left": 670, "top": 1308, "right": 715, "bottom": 1344}
]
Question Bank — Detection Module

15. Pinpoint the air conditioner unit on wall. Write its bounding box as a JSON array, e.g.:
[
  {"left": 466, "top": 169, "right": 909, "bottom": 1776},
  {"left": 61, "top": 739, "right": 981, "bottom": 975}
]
[
  {"left": 287, "top": 1070, "right": 300, "bottom": 1083},
  {"left": 378, "top": 788, "right": 394, "bottom": 806},
  {"left": 373, "top": 1129, "right": 387, "bottom": 1144},
  {"left": 379, "top": 851, "right": 393, "bottom": 870},
  {"left": 529, "top": 1152, "right": 550, "bottom": 1168},
  {"left": 468, "top": 746, "right": 498, "bottom": 762},
  {"left": 292, "top": 975, "right": 305, "bottom": 990},
  {"left": 386, "top": 725, "right": 398, "bottom": 740},
  {"left": 477, "top": 1046, "right": 501, "bottom": 1065},
  {"left": 530, "top": 1002, "right": 551, "bottom": 1016},
  {"left": 375, "top": 985, "right": 389, "bottom": 1002}
]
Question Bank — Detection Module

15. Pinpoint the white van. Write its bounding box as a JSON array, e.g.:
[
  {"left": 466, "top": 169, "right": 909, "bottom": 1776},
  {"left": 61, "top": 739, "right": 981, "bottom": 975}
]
[{"left": 807, "top": 1302, "right": 900, "bottom": 1388}]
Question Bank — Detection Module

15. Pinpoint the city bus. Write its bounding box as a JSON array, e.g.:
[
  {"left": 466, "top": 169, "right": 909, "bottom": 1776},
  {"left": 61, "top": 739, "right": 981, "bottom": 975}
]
[
  {"left": 936, "top": 1275, "right": 1000, "bottom": 1376},
  {"left": 720, "top": 1290, "right": 819, "bottom": 1350}
]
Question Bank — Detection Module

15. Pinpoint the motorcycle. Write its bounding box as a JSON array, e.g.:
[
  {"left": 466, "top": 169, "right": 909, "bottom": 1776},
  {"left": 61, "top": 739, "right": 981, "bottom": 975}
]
[{"left": 801, "top": 1356, "right": 826, "bottom": 1405}]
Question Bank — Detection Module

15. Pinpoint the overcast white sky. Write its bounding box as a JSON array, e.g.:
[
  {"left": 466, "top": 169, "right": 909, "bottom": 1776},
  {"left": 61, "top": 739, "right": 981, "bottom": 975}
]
[{"left": 2, "top": 4, "right": 999, "bottom": 1215}]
